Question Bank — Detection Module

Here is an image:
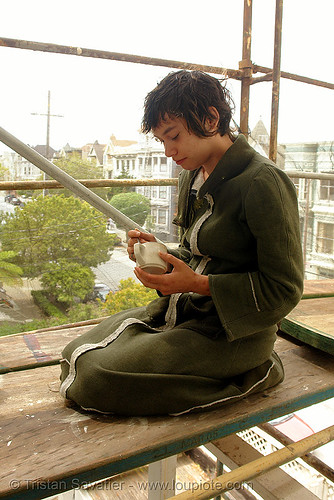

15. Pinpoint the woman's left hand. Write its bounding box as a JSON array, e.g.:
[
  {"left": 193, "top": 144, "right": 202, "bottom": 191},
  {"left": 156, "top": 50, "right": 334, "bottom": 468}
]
[{"left": 134, "top": 252, "right": 210, "bottom": 296}]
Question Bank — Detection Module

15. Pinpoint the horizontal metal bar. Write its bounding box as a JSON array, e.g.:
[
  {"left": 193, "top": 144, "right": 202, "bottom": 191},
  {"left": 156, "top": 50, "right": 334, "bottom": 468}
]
[
  {"left": 284, "top": 171, "right": 334, "bottom": 180},
  {"left": 250, "top": 73, "right": 273, "bottom": 85},
  {"left": 259, "top": 422, "right": 334, "bottom": 483},
  {"left": 253, "top": 64, "right": 334, "bottom": 90},
  {"left": 0, "top": 37, "right": 242, "bottom": 80},
  {"left": 170, "top": 425, "right": 334, "bottom": 500},
  {"left": 0, "top": 178, "right": 178, "bottom": 191},
  {"left": 1, "top": 38, "right": 333, "bottom": 90},
  {"left": 0, "top": 171, "right": 331, "bottom": 193}
]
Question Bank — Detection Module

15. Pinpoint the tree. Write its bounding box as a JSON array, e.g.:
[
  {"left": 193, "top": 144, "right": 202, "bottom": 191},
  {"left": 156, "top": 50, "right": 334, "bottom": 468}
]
[
  {"left": 55, "top": 152, "right": 103, "bottom": 179},
  {"left": 41, "top": 260, "right": 95, "bottom": 305},
  {"left": 0, "top": 251, "right": 23, "bottom": 286},
  {"left": 110, "top": 192, "right": 150, "bottom": 227},
  {"left": 102, "top": 278, "right": 157, "bottom": 315},
  {"left": 54, "top": 153, "right": 107, "bottom": 200},
  {"left": 0, "top": 163, "right": 9, "bottom": 180},
  {"left": 107, "top": 164, "right": 135, "bottom": 200},
  {"left": 0, "top": 194, "right": 115, "bottom": 278}
]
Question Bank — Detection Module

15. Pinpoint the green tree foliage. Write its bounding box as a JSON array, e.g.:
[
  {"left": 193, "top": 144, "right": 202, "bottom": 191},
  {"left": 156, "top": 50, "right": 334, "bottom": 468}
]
[
  {"left": 102, "top": 278, "right": 157, "bottom": 315},
  {"left": 0, "top": 194, "right": 115, "bottom": 278},
  {"left": 55, "top": 152, "right": 103, "bottom": 179},
  {"left": 54, "top": 152, "right": 107, "bottom": 199},
  {"left": 0, "top": 250, "right": 23, "bottom": 286},
  {"left": 0, "top": 163, "right": 9, "bottom": 180},
  {"left": 110, "top": 192, "right": 150, "bottom": 227},
  {"left": 41, "top": 260, "right": 95, "bottom": 305},
  {"left": 107, "top": 164, "right": 135, "bottom": 200},
  {"left": 66, "top": 302, "right": 105, "bottom": 324}
]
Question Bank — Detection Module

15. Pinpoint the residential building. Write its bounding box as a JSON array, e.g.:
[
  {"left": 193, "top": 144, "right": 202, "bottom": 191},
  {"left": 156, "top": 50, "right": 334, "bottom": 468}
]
[
  {"left": 103, "top": 135, "right": 181, "bottom": 242},
  {"left": 86, "top": 140, "right": 106, "bottom": 167},
  {"left": 284, "top": 141, "right": 334, "bottom": 279},
  {"left": 56, "top": 143, "right": 82, "bottom": 159},
  {"left": 1, "top": 145, "right": 56, "bottom": 181},
  {"left": 251, "top": 119, "right": 334, "bottom": 279}
]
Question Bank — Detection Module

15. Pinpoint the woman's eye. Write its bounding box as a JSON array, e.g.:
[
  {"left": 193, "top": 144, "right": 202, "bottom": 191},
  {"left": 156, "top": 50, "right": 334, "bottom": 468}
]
[{"left": 172, "top": 134, "right": 179, "bottom": 141}]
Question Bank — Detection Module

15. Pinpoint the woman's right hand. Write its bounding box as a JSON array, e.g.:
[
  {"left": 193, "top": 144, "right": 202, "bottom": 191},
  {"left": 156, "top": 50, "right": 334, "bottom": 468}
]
[{"left": 127, "top": 229, "right": 156, "bottom": 261}]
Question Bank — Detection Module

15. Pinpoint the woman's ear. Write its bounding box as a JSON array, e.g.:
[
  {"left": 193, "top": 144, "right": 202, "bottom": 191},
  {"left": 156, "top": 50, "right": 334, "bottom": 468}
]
[{"left": 205, "top": 106, "right": 220, "bottom": 133}]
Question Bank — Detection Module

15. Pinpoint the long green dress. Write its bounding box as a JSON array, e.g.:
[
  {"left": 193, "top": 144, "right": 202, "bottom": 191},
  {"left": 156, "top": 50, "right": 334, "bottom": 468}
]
[{"left": 60, "top": 135, "right": 303, "bottom": 416}]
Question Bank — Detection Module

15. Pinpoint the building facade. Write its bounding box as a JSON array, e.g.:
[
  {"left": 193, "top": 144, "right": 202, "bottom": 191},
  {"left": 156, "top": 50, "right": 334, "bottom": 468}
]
[
  {"left": 284, "top": 141, "right": 334, "bottom": 279},
  {"left": 1, "top": 145, "right": 56, "bottom": 182},
  {"left": 252, "top": 119, "right": 334, "bottom": 279},
  {"left": 103, "top": 135, "right": 181, "bottom": 242}
]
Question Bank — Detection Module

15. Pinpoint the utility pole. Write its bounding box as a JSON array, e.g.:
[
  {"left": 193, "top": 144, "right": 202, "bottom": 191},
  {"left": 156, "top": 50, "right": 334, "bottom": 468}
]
[
  {"left": 31, "top": 90, "right": 63, "bottom": 194},
  {"left": 31, "top": 90, "right": 63, "bottom": 160}
]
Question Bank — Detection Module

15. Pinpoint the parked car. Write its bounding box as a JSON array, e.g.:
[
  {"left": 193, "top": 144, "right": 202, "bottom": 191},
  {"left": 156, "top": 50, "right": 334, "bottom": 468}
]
[
  {"left": 90, "top": 283, "right": 111, "bottom": 302},
  {"left": 10, "top": 197, "right": 25, "bottom": 207},
  {"left": 4, "top": 194, "right": 16, "bottom": 203}
]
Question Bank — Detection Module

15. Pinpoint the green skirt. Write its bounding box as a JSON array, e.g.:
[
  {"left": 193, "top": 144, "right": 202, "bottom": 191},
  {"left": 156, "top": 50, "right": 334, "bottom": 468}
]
[{"left": 60, "top": 306, "right": 284, "bottom": 416}]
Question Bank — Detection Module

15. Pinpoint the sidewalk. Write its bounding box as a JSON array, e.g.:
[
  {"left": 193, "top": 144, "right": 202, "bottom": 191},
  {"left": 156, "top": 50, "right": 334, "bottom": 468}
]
[{"left": 0, "top": 278, "right": 43, "bottom": 325}]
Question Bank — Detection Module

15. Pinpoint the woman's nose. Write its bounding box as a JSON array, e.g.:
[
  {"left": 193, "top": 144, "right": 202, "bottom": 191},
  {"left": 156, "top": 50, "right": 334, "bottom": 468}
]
[{"left": 164, "top": 142, "right": 177, "bottom": 158}]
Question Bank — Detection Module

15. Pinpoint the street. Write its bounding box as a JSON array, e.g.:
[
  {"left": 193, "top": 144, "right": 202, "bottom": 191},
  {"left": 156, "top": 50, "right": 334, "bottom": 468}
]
[
  {"left": 93, "top": 245, "right": 139, "bottom": 292},
  {"left": 0, "top": 244, "right": 137, "bottom": 326}
]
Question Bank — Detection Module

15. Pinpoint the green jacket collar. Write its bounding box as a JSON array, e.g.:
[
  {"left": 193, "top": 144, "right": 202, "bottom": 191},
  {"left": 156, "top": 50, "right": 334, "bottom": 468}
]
[
  {"left": 173, "top": 135, "right": 255, "bottom": 228},
  {"left": 198, "top": 134, "right": 255, "bottom": 198}
]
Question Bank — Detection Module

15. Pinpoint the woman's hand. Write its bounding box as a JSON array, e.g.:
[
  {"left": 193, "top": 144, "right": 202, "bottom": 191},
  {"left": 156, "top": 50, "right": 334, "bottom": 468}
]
[
  {"left": 134, "top": 252, "right": 210, "bottom": 296},
  {"left": 127, "top": 229, "right": 156, "bottom": 261}
]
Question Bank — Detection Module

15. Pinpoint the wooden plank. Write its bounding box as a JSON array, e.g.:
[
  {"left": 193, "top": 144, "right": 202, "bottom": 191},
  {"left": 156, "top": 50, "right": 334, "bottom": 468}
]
[
  {"left": 0, "top": 338, "right": 333, "bottom": 499},
  {"left": 0, "top": 325, "right": 93, "bottom": 374},
  {"left": 302, "top": 279, "right": 334, "bottom": 299},
  {"left": 282, "top": 297, "right": 334, "bottom": 355},
  {"left": 206, "top": 434, "right": 318, "bottom": 499}
]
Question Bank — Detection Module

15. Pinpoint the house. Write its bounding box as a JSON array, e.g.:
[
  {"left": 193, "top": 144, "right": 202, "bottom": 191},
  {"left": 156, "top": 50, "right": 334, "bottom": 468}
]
[
  {"left": 251, "top": 118, "right": 334, "bottom": 279},
  {"left": 103, "top": 134, "right": 181, "bottom": 242},
  {"left": 284, "top": 140, "right": 334, "bottom": 279},
  {"left": 250, "top": 119, "right": 285, "bottom": 169},
  {"left": 55, "top": 143, "right": 82, "bottom": 159},
  {"left": 0, "top": 144, "right": 56, "bottom": 181},
  {"left": 87, "top": 140, "right": 106, "bottom": 167}
]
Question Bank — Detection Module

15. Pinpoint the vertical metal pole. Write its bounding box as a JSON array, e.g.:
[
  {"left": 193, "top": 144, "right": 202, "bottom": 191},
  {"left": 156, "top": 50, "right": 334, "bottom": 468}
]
[
  {"left": 269, "top": 0, "right": 283, "bottom": 162},
  {"left": 240, "top": 0, "right": 253, "bottom": 137},
  {"left": 303, "top": 178, "right": 311, "bottom": 275},
  {"left": 46, "top": 90, "right": 51, "bottom": 160},
  {"left": 44, "top": 90, "right": 51, "bottom": 196}
]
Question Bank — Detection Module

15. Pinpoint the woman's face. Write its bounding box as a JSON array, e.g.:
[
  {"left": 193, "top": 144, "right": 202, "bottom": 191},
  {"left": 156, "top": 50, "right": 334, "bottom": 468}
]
[{"left": 152, "top": 115, "right": 220, "bottom": 174}]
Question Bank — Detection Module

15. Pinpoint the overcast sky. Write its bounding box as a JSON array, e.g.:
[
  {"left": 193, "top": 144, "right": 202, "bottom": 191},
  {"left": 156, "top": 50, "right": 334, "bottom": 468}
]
[{"left": 1, "top": 0, "right": 333, "bottom": 154}]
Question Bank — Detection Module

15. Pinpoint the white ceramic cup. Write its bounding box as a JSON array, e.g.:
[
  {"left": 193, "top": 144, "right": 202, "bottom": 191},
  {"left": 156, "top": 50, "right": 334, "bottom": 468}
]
[{"left": 134, "top": 241, "right": 168, "bottom": 275}]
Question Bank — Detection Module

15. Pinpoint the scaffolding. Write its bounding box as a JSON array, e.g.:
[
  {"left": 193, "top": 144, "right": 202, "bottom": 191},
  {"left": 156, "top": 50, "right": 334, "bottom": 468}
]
[{"left": 0, "top": 0, "right": 333, "bottom": 168}]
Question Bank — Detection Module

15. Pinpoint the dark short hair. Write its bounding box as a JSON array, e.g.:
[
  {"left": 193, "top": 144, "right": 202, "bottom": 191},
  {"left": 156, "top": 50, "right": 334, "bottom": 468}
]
[{"left": 142, "top": 70, "right": 235, "bottom": 138}]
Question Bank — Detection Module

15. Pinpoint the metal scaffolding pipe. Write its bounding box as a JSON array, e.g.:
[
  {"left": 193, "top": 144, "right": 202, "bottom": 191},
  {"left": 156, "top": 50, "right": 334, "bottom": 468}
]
[
  {"left": 239, "top": 0, "right": 253, "bottom": 137},
  {"left": 0, "top": 126, "right": 147, "bottom": 233},
  {"left": 253, "top": 64, "right": 334, "bottom": 90},
  {"left": 1, "top": 37, "right": 333, "bottom": 89},
  {"left": 269, "top": 0, "right": 283, "bottom": 163},
  {"left": 0, "top": 178, "right": 178, "bottom": 191},
  {"left": 0, "top": 171, "right": 331, "bottom": 194},
  {"left": 0, "top": 37, "right": 242, "bottom": 80},
  {"left": 259, "top": 422, "right": 334, "bottom": 483}
]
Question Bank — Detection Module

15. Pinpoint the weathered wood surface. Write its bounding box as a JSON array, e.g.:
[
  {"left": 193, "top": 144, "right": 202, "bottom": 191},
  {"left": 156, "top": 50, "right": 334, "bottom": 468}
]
[
  {"left": 1, "top": 336, "right": 333, "bottom": 499},
  {"left": 281, "top": 297, "right": 334, "bottom": 355},
  {"left": 0, "top": 324, "right": 93, "bottom": 374},
  {"left": 302, "top": 279, "right": 334, "bottom": 299}
]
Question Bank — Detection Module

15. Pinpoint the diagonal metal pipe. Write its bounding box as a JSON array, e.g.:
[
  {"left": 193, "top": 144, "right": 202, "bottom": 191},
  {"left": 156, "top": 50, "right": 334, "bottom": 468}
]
[{"left": 0, "top": 126, "right": 147, "bottom": 234}]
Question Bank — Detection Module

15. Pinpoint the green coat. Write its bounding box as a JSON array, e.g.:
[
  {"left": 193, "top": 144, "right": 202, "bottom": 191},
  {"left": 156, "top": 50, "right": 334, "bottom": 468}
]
[
  {"left": 60, "top": 135, "right": 303, "bottom": 416},
  {"left": 152, "top": 134, "right": 304, "bottom": 341}
]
